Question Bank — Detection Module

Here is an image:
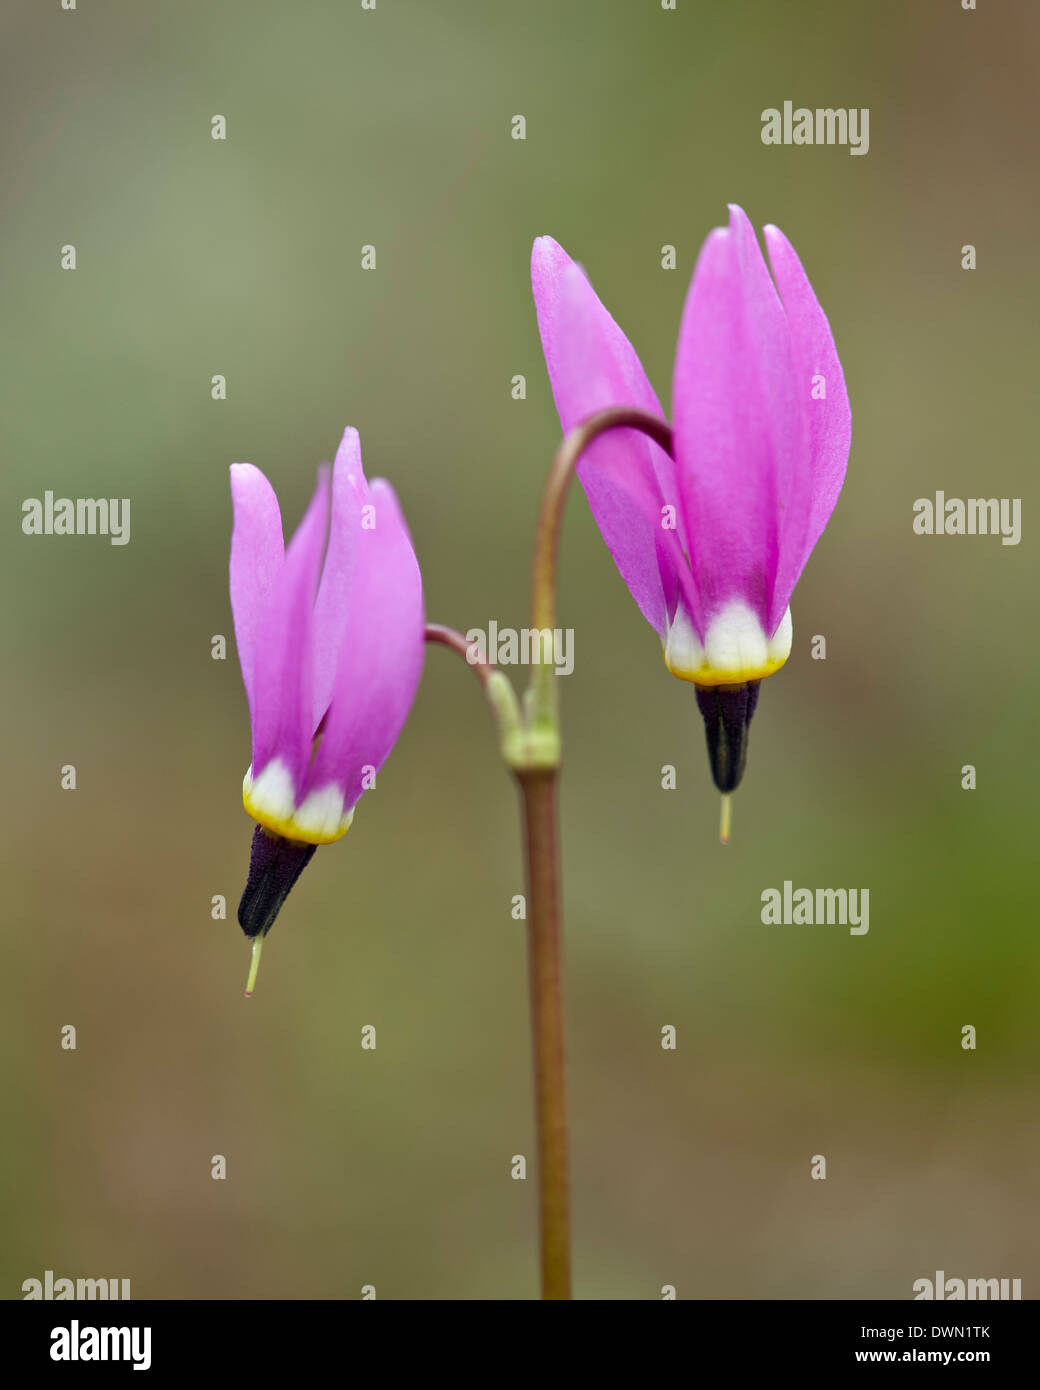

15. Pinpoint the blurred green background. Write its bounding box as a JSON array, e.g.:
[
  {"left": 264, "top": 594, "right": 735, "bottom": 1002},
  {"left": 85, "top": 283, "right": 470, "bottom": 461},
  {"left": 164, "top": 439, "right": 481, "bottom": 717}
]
[{"left": 3, "top": 0, "right": 1037, "bottom": 1300}]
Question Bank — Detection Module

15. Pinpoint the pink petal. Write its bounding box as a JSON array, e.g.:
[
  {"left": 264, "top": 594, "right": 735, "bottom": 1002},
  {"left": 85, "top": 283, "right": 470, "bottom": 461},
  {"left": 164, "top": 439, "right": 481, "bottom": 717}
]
[
  {"left": 532, "top": 236, "right": 690, "bottom": 638},
  {"left": 764, "top": 223, "right": 851, "bottom": 613},
  {"left": 311, "top": 428, "right": 367, "bottom": 731},
  {"left": 229, "top": 463, "right": 285, "bottom": 732},
  {"left": 305, "top": 475, "right": 424, "bottom": 810},
  {"left": 250, "top": 469, "right": 330, "bottom": 793},
  {"left": 672, "top": 206, "right": 810, "bottom": 637}
]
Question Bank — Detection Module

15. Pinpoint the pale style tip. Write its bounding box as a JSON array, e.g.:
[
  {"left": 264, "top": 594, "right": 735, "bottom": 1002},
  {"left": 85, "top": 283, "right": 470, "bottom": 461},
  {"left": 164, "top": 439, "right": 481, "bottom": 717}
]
[
  {"left": 245, "top": 935, "right": 264, "bottom": 997},
  {"left": 720, "top": 793, "right": 732, "bottom": 845}
]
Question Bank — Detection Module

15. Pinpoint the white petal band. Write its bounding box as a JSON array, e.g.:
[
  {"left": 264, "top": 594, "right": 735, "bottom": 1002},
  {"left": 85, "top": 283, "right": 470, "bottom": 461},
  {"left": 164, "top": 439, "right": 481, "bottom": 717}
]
[
  {"left": 664, "top": 600, "right": 792, "bottom": 685},
  {"left": 243, "top": 758, "right": 355, "bottom": 844}
]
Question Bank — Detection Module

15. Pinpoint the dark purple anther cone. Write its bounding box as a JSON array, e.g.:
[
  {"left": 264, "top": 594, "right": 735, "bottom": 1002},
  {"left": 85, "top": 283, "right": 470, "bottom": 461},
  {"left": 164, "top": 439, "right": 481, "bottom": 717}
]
[
  {"left": 694, "top": 681, "right": 761, "bottom": 793},
  {"left": 238, "top": 824, "right": 318, "bottom": 939}
]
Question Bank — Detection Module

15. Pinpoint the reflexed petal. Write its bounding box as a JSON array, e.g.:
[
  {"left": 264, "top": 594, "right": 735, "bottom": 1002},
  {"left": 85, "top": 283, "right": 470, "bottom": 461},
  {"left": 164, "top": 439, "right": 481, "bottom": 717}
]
[
  {"left": 249, "top": 469, "right": 330, "bottom": 792},
  {"left": 311, "top": 428, "right": 367, "bottom": 731},
  {"left": 672, "top": 206, "right": 810, "bottom": 638},
  {"left": 764, "top": 223, "right": 851, "bottom": 616},
  {"left": 532, "top": 236, "right": 690, "bottom": 638},
  {"left": 305, "top": 476, "right": 424, "bottom": 816},
  {"left": 229, "top": 463, "right": 284, "bottom": 727}
]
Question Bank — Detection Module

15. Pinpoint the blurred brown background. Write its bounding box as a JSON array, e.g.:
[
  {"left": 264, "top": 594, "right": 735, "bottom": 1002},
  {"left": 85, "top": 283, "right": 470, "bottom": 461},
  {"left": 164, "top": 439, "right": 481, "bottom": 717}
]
[{"left": 2, "top": 0, "right": 1037, "bottom": 1299}]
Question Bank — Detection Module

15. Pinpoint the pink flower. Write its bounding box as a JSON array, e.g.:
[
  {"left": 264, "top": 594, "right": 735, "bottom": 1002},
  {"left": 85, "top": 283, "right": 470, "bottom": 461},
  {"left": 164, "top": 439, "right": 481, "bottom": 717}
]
[
  {"left": 230, "top": 428, "right": 424, "bottom": 943},
  {"left": 532, "top": 204, "right": 850, "bottom": 791}
]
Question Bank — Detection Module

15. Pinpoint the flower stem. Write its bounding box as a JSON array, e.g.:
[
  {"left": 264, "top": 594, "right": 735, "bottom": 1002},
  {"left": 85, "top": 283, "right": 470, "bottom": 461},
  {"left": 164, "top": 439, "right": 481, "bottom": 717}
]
[
  {"left": 426, "top": 624, "right": 567, "bottom": 1295},
  {"left": 514, "top": 766, "right": 569, "bottom": 1298},
  {"left": 423, "top": 409, "right": 671, "bottom": 1300},
  {"left": 424, "top": 622, "right": 493, "bottom": 684},
  {"left": 425, "top": 623, "right": 527, "bottom": 766},
  {"left": 520, "top": 406, "right": 674, "bottom": 1299},
  {"left": 528, "top": 407, "right": 673, "bottom": 735}
]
